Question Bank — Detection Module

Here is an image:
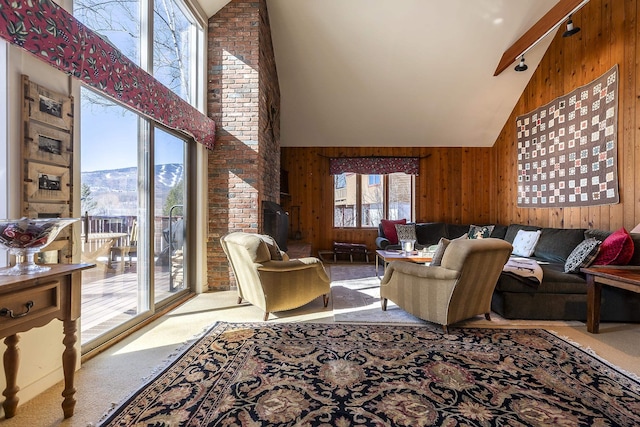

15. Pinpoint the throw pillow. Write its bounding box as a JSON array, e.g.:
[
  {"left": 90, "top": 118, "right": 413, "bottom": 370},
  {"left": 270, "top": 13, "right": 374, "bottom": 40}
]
[
  {"left": 260, "top": 234, "right": 283, "bottom": 261},
  {"left": 468, "top": 224, "right": 495, "bottom": 239},
  {"left": 395, "top": 224, "right": 417, "bottom": 242},
  {"left": 593, "top": 227, "right": 634, "bottom": 265},
  {"left": 430, "top": 238, "right": 450, "bottom": 266},
  {"left": 511, "top": 230, "right": 542, "bottom": 257},
  {"left": 380, "top": 219, "right": 406, "bottom": 245},
  {"left": 564, "top": 238, "right": 601, "bottom": 273},
  {"left": 430, "top": 234, "right": 468, "bottom": 266}
]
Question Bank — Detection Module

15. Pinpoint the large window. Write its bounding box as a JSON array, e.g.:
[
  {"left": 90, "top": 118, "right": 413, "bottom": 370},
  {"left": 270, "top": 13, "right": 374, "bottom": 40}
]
[
  {"left": 334, "top": 173, "right": 414, "bottom": 228},
  {"left": 74, "top": 0, "right": 202, "bottom": 350}
]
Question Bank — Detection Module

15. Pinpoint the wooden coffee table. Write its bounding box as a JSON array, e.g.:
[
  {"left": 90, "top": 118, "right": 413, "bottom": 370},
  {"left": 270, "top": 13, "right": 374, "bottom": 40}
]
[
  {"left": 581, "top": 266, "right": 640, "bottom": 333},
  {"left": 375, "top": 249, "right": 432, "bottom": 277}
]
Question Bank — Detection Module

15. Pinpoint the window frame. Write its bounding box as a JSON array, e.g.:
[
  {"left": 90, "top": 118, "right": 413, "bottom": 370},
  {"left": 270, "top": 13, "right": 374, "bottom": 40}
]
[{"left": 333, "top": 173, "right": 415, "bottom": 229}]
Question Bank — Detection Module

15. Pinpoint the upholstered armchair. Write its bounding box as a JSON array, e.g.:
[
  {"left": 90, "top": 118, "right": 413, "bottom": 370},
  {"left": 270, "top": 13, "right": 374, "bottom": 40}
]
[
  {"left": 380, "top": 238, "right": 513, "bottom": 332},
  {"left": 221, "top": 232, "right": 331, "bottom": 321}
]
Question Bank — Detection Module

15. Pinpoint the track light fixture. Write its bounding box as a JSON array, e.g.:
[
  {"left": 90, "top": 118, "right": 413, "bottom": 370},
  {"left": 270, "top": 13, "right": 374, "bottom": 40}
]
[
  {"left": 514, "top": 56, "right": 528, "bottom": 72},
  {"left": 562, "top": 15, "right": 580, "bottom": 37}
]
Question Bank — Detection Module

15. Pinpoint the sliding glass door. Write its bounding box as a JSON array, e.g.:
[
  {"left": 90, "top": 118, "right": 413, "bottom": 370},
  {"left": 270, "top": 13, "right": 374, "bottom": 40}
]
[
  {"left": 79, "top": 87, "right": 190, "bottom": 348},
  {"left": 154, "top": 128, "right": 187, "bottom": 304}
]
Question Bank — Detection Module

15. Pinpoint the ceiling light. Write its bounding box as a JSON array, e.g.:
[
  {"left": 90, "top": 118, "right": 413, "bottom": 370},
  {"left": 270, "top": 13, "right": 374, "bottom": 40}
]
[
  {"left": 562, "top": 15, "right": 581, "bottom": 37},
  {"left": 514, "top": 56, "right": 528, "bottom": 72}
]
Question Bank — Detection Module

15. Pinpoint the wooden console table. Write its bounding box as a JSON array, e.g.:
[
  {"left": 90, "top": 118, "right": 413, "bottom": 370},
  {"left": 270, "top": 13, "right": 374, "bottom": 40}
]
[
  {"left": 581, "top": 266, "right": 640, "bottom": 334},
  {"left": 0, "top": 263, "right": 94, "bottom": 419}
]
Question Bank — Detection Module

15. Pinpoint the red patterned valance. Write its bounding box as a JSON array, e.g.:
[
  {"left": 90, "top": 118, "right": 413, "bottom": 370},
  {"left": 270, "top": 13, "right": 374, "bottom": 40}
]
[
  {"left": 0, "top": 0, "right": 216, "bottom": 149},
  {"left": 329, "top": 157, "right": 419, "bottom": 175}
]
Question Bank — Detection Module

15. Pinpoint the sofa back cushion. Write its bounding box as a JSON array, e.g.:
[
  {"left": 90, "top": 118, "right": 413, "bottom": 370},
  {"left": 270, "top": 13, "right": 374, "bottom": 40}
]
[
  {"left": 446, "top": 224, "right": 472, "bottom": 240},
  {"left": 533, "top": 228, "right": 586, "bottom": 263},
  {"left": 490, "top": 225, "right": 508, "bottom": 240},
  {"left": 414, "top": 222, "right": 448, "bottom": 246}
]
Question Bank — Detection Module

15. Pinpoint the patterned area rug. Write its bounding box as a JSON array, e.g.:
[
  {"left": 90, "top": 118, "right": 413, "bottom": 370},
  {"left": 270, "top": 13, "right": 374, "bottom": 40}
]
[{"left": 98, "top": 322, "right": 640, "bottom": 426}]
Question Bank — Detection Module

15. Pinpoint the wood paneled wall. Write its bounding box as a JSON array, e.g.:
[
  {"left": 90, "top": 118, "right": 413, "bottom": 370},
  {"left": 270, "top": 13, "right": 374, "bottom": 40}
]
[
  {"left": 281, "top": 147, "right": 496, "bottom": 254},
  {"left": 281, "top": 0, "right": 640, "bottom": 255},
  {"left": 495, "top": 0, "right": 639, "bottom": 231}
]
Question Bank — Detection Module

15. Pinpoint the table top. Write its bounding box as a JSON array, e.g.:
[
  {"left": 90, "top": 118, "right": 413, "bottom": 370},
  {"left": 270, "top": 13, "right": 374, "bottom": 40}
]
[
  {"left": 376, "top": 249, "right": 433, "bottom": 263},
  {"left": 580, "top": 266, "right": 640, "bottom": 285},
  {"left": 0, "top": 263, "right": 95, "bottom": 289}
]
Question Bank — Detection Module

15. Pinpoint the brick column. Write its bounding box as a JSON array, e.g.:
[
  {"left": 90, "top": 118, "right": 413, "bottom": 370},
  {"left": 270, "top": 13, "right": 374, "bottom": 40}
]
[{"left": 207, "top": 0, "right": 280, "bottom": 290}]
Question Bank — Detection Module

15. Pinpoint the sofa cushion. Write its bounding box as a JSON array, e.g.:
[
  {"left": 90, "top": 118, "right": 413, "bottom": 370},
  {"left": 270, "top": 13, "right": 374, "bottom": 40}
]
[
  {"left": 496, "top": 263, "right": 587, "bottom": 294},
  {"left": 468, "top": 224, "right": 495, "bottom": 239},
  {"left": 504, "top": 224, "right": 541, "bottom": 244},
  {"left": 490, "top": 225, "right": 508, "bottom": 240},
  {"left": 564, "top": 238, "right": 601, "bottom": 273},
  {"left": 446, "top": 224, "right": 472, "bottom": 239},
  {"left": 380, "top": 219, "right": 406, "bottom": 244},
  {"left": 534, "top": 228, "right": 587, "bottom": 263},
  {"left": 593, "top": 227, "right": 634, "bottom": 265},
  {"left": 512, "top": 230, "right": 541, "bottom": 257},
  {"left": 414, "top": 222, "right": 448, "bottom": 246},
  {"left": 629, "top": 233, "right": 640, "bottom": 265}
]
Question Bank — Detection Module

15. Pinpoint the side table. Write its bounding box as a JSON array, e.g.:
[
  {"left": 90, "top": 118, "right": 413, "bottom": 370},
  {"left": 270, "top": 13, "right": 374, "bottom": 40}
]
[
  {"left": 581, "top": 266, "right": 640, "bottom": 333},
  {"left": 0, "top": 263, "right": 94, "bottom": 419}
]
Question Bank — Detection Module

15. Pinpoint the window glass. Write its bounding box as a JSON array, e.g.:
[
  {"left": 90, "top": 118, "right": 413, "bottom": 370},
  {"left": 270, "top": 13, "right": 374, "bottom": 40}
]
[
  {"left": 154, "top": 0, "right": 196, "bottom": 102},
  {"left": 388, "top": 173, "right": 412, "bottom": 220},
  {"left": 74, "top": 0, "right": 141, "bottom": 66},
  {"left": 334, "top": 173, "right": 356, "bottom": 227},
  {"left": 361, "top": 175, "right": 383, "bottom": 227}
]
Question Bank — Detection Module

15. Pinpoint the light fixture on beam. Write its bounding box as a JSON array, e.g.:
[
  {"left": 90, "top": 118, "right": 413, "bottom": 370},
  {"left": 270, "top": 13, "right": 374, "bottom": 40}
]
[
  {"left": 514, "top": 56, "right": 528, "bottom": 72},
  {"left": 494, "top": 0, "right": 590, "bottom": 76},
  {"left": 562, "top": 15, "right": 581, "bottom": 37}
]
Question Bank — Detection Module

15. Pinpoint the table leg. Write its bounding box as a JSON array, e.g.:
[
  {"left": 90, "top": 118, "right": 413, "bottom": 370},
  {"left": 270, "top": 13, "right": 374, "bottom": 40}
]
[
  {"left": 61, "top": 319, "right": 78, "bottom": 418},
  {"left": 2, "top": 334, "right": 20, "bottom": 419},
  {"left": 586, "top": 274, "right": 602, "bottom": 334}
]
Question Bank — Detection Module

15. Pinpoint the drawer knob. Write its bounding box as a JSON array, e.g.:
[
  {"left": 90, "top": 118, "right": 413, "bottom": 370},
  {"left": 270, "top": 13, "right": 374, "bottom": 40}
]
[{"left": 0, "top": 301, "right": 34, "bottom": 319}]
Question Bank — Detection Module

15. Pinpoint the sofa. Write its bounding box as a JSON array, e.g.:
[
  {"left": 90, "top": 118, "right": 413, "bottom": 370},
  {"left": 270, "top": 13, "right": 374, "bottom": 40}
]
[{"left": 376, "top": 221, "right": 640, "bottom": 322}]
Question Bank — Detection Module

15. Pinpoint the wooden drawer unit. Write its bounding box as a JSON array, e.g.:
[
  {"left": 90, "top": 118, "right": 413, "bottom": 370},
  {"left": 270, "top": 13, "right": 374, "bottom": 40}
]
[
  {"left": 0, "top": 281, "right": 61, "bottom": 333},
  {"left": 0, "top": 263, "right": 94, "bottom": 420}
]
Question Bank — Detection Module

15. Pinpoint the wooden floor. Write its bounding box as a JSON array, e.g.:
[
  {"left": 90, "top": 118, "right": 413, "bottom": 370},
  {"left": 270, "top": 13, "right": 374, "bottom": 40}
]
[{"left": 81, "top": 260, "right": 183, "bottom": 344}]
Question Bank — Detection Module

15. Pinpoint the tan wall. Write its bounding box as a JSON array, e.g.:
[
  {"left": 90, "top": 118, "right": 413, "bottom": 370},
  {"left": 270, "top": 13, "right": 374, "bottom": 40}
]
[{"left": 282, "top": 0, "right": 639, "bottom": 255}]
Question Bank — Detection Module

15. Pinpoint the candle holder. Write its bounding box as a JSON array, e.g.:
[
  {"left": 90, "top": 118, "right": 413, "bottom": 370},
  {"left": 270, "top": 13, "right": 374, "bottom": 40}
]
[{"left": 0, "top": 218, "right": 78, "bottom": 276}]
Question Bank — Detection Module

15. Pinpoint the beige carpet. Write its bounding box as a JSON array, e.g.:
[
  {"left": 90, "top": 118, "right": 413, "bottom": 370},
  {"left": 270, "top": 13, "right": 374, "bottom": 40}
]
[{"left": 1, "top": 264, "right": 638, "bottom": 426}]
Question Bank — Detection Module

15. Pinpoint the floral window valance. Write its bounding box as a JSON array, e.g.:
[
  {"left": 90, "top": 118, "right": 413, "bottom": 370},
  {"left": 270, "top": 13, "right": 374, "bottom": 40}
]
[
  {"left": 0, "top": 0, "right": 216, "bottom": 149},
  {"left": 329, "top": 157, "right": 419, "bottom": 175}
]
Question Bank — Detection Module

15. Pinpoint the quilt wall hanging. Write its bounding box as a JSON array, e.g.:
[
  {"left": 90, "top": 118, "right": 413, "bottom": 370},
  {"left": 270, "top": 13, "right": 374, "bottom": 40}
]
[{"left": 516, "top": 64, "right": 619, "bottom": 208}]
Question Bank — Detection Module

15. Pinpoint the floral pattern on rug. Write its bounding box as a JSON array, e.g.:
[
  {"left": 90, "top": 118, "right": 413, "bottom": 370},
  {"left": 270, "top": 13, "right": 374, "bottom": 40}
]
[{"left": 99, "top": 322, "right": 640, "bottom": 426}]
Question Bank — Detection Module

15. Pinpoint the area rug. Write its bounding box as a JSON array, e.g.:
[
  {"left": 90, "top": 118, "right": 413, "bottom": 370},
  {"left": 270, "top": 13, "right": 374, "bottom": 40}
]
[
  {"left": 98, "top": 322, "right": 640, "bottom": 426},
  {"left": 329, "top": 267, "right": 584, "bottom": 328}
]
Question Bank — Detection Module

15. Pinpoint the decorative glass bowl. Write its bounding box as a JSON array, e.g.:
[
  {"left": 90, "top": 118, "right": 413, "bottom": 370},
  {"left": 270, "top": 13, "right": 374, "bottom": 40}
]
[{"left": 0, "top": 218, "right": 78, "bottom": 276}]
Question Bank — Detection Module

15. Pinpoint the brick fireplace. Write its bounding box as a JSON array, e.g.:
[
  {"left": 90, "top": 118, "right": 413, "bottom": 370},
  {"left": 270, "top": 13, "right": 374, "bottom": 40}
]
[{"left": 206, "top": 0, "right": 281, "bottom": 290}]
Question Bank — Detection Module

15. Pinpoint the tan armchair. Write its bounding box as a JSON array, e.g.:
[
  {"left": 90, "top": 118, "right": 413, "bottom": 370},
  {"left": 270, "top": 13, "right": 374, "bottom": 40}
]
[
  {"left": 221, "top": 232, "right": 331, "bottom": 320},
  {"left": 380, "top": 238, "right": 513, "bottom": 332}
]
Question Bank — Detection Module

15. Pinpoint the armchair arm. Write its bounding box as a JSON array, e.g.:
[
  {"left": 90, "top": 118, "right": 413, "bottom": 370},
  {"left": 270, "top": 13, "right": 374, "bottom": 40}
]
[
  {"left": 257, "top": 257, "right": 325, "bottom": 272},
  {"left": 380, "top": 260, "right": 460, "bottom": 284}
]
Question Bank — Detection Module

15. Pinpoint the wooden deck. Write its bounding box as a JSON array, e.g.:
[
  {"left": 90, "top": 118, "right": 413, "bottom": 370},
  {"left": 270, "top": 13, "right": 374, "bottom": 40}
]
[{"left": 81, "top": 261, "right": 183, "bottom": 344}]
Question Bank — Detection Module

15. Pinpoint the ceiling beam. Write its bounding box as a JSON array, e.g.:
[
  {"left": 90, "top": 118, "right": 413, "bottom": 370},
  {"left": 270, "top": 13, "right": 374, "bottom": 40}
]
[{"left": 494, "top": 0, "right": 588, "bottom": 76}]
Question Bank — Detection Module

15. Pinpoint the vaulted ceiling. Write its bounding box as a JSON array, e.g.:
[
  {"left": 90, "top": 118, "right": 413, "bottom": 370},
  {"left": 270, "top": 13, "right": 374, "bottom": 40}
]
[{"left": 199, "top": 0, "right": 565, "bottom": 147}]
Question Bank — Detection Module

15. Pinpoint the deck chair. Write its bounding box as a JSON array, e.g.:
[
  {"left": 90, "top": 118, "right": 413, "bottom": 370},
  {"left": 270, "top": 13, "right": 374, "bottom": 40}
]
[{"left": 110, "top": 219, "right": 138, "bottom": 271}]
